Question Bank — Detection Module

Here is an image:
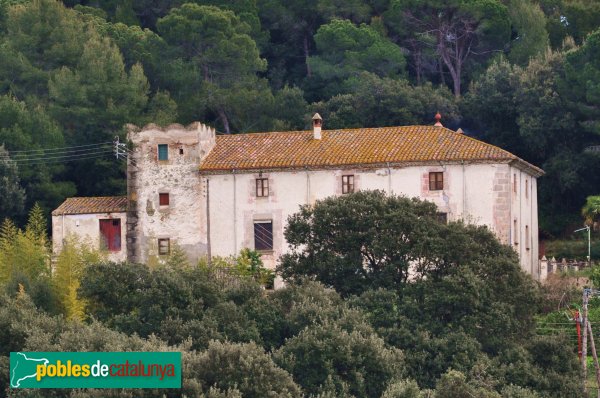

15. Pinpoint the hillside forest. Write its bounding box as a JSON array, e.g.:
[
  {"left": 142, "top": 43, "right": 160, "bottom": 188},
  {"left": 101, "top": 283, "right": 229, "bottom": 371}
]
[
  {"left": 0, "top": 0, "right": 598, "bottom": 235},
  {"left": 0, "top": 192, "right": 587, "bottom": 397}
]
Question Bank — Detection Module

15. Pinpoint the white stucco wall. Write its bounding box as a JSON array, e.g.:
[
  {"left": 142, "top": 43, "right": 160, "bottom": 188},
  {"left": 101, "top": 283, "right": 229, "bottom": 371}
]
[
  {"left": 509, "top": 166, "right": 539, "bottom": 278},
  {"left": 122, "top": 123, "right": 540, "bottom": 279},
  {"left": 205, "top": 162, "right": 539, "bottom": 275},
  {"left": 51, "top": 212, "right": 127, "bottom": 263}
]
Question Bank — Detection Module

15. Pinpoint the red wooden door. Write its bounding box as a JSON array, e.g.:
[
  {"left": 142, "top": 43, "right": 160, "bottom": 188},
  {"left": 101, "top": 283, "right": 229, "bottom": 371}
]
[{"left": 99, "top": 219, "right": 121, "bottom": 251}]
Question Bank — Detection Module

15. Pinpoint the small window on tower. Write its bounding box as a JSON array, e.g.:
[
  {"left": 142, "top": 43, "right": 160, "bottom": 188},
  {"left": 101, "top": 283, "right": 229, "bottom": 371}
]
[
  {"left": 429, "top": 172, "right": 443, "bottom": 191},
  {"left": 159, "top": 193, "right": 170, "bottom": 206},
  {"left": 158, "top": 238, "right": 170, "bottom": 255},
  {"left": 256, "top": 178, "right": 269, "bottom": 197},
  {"left": 158, "top": 144, "right": 168, "bottom": 161},
  {"left": 179, "top": 148, "right": 184, "bottom": 155},
  {"left": 342, "top": 175, "right": 354, "bottom": 194}
]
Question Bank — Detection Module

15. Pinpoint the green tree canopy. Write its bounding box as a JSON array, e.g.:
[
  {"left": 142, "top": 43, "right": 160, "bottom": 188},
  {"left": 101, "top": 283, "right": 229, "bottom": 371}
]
[
  {"left": 506, "top": 0, "right": 550, "bottom": 66},
  {"left": 308, "top": 18, "right": 406, "bottom": 98},
  {"left": 313, "top": 72, "right": 458, "bottom": 129},
  {"left": 387, "top": 0, "right": 511, "bottom": 96},
  {"left": 0, "top": 147, "right": 25, "bottom": 221},
  {"left": 279, "top": 190, "right": 519, "bottom": 296},
  {"left": 157, "top": 3, "right": 269, "bottom": 133}
]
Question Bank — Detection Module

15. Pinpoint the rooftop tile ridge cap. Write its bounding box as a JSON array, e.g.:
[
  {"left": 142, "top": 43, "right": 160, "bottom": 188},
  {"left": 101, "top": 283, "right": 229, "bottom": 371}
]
[
  {"left": 65, "top": 195, "right": 127, "bottom": 200},
  {"left": 215, "top": 125, "right": 449, "bottom": 138}
]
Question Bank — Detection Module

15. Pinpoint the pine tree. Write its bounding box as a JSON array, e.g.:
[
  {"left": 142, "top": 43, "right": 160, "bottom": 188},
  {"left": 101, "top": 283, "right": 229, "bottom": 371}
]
[
  {"left": 0, "top": 218, "right": 18, "bottom": 284},
  {"left": 25, "top": 202, "right": 47, "bottom": 245}
]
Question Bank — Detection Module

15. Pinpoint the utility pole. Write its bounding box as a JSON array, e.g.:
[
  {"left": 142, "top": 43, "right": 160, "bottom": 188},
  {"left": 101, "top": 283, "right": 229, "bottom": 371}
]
[
  {"left": 587, "top": 320, "right": 600, "bottom": 398},
  {"left": 584, "top": 288, "right": 590, "bottom": 397}
]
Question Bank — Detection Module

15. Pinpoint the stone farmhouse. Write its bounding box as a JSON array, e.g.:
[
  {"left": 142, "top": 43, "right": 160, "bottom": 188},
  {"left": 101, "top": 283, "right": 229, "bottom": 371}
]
[{"left": 52, "top": 114, "right": 544, "bottom": 283}]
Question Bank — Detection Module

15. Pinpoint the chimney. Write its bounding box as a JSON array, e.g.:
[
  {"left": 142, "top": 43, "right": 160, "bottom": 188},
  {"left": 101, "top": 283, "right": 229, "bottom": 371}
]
[
  {"left": 434, "top": 112, "right": 443, "bottom": 127},
  {"left": 456, "top": 128, "right": 464, "bottom": 134},
  {"left": 312, "top": 113, "right": 322, "bottom": 140}
]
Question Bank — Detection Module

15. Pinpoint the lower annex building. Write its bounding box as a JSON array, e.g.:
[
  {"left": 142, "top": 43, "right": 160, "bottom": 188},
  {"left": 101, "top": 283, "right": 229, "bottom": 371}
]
[{"left": 52, "top": 114, "right": 544, "bottom": 284}]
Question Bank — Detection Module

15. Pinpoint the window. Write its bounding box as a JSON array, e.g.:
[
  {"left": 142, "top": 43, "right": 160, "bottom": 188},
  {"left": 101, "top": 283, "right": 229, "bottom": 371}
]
[
  {"left": 179, "top": 148, "right": 184, "bottom": 155},
  {"left": 256, "top": 178, "right": 269, "bottom": 197},
  {"left": 436, "top": 212, "right": 448, "bottom": 224},
  {"left": 342, "top": 175, "right": 354, "bottom": 194},
  {"left": 254, "top": 221, "right": 273, "bottom": 251},
  {"left": 158, "top": 144, "right": 168, "bottom": 161},
  {"left": 513, "top": 219, "right": 518, "bottom": 245},
  {"left": 99, "top": 219, "right": 121, "bottom": 251},
  {"left": 513, "top": 174, "right": 517, "bottom": 193},
  {"left": 159, "top": 193, "right": 170, "bottom": 206},
  {"left": 429, "top": 172, "right": 443, "bottom": 191},
  {"left": 158, "top": 238, "right": 170, "bottom": 255},
  {"left": 525, "top": 179, "right": 529, "bottom": 199},
  {"left": 525, "top": 225, "right": 530, "bottom": 250}
]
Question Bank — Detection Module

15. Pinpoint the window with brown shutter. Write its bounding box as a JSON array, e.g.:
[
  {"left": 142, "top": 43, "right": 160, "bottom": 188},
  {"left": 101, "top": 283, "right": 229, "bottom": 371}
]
[
  {"left": 256, "top": 178, "right": 269, "bottom": 197},
  {"left": 342, "top": 175, "right": 354, "bottom": 194},
  {"left": 429, "top": 172, "right": 444, "bottom": 191}
]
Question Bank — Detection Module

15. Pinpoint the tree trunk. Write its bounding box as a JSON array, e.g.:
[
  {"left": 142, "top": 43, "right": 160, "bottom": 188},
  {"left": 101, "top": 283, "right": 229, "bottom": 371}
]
[
  {"left": 304, "top": 34, "right": 312, "bottom": 78},
  {"left": 439, "top": 47, "right": 461, "bottom": 98},
  {"left": 414, "top": 46, "right": 422, "bottom": 85},
  {"left": 218, "top": 108, "right": 231, "bottom": 135}
]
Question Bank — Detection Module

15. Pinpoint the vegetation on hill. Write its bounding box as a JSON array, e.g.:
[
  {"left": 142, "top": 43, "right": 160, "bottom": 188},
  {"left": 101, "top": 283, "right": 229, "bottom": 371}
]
[
  {"left": 0, "top": 0, "right": 597, "bottom": 234},
  {"left": 0, "top": 195, "right": 586, "bottom": 396}
]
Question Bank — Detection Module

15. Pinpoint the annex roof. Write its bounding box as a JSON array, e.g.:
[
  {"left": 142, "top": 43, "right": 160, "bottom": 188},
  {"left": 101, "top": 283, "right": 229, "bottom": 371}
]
[
  {"left": 199, "top": 126, "right": 543, "bottom": 176},
  {"left": 52, "top": 196, "right": 127, "bottom": 216}
]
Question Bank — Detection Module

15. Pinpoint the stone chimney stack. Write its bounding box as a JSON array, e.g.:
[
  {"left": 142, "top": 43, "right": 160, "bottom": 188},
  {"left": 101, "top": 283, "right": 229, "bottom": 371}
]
[
  {"left": 312, "top": 113, "right": 322, "bottom": 140},
  {"left": 434, "top": 112, "right": 443, "bottom": 127}
]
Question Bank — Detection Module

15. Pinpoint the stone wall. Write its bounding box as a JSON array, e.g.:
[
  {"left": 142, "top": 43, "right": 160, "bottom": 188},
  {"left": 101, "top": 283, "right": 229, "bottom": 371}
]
[{"left": 126, "top": 123, "right": 215, "bottom": 265}]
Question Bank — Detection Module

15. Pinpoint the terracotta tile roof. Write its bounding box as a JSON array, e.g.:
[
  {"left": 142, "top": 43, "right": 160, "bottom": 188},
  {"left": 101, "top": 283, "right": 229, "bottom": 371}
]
[
  {"left": 200, "top": 126, "right": 542, "bottom": 174},
  {"left": 52, "top": 196, "right": 127, "bottom": 216}
]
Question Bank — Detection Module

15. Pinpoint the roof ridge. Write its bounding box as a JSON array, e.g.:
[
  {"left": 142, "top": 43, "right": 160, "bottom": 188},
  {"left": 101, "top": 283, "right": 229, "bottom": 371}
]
[{"left": 217, "top": 125, "right": 447, "bottom": 137}]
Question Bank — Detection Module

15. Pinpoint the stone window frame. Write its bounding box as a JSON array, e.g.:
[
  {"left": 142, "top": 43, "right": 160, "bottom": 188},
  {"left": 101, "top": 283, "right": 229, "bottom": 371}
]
[
  {"left": 253, "top": 220, "right": 273, "bottom": 252},
  {"left": 159, "top": 192, "right": 170, "bottom": 207},
  {"left": 157, "top": 144, "right": 169, "bottom": 161},
  {"left": 158, "top": 238, "right": 170, "bottom": 255},
  {"left": 429, "top": 172, "right": 444, "bottom": 191},
  {"left": 256, "top": 178, "right": 269, "bottom": 198},
  {"left": 342, "top": 175, "right": 355, "bottom": 194}
]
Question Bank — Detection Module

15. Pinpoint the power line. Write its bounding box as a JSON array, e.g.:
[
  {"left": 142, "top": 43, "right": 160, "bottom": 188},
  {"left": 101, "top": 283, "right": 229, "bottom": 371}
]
[
  {"left": 2, "top": 149, "right": 113, "bottom": 162},
  {"left": 1, "top": 141, "right": 112, "bottom": 154},
  {"left": 6, "top": 149, "right": 114, "bottom": 163}
]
